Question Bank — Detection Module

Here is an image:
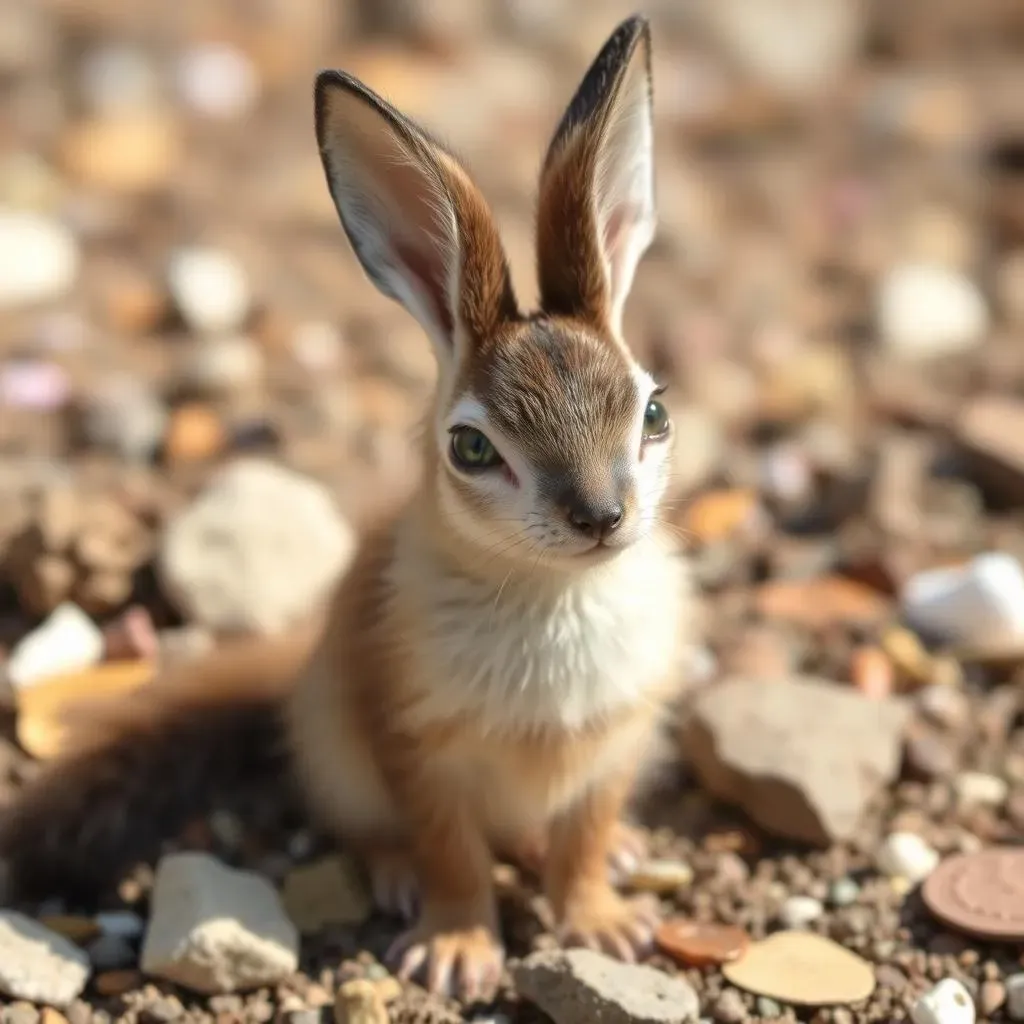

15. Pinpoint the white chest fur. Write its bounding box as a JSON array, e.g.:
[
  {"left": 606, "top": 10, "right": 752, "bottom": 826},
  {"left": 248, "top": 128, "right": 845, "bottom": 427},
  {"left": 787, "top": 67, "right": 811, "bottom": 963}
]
[{"left": 389, "top": 532, "right": 691, "bottom": 734}]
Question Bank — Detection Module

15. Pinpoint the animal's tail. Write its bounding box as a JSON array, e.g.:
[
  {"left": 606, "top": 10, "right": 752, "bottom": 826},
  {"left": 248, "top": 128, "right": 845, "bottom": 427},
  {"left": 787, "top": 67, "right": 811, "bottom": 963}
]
[{"left": 0, "top": 621, "right": 321, "bottom": 904}]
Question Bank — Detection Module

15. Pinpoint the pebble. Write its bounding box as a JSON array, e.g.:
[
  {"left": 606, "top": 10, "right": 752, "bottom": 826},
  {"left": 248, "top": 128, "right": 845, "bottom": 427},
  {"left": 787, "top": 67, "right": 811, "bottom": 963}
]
[
  {"left": 829, "top": 877, "right": 860, "bottom": 907},
  {"left": 92, "top": 971, "right": 140, "bottom": 998},
  {"left": 910, "top": 978, "right": 976, "bottom": 1024},
  {"left": 1006, "top": 973, "right": 1024, "bottom": 1020},
  {"left": 5, "top": 1004, "right": 40, "bottom": 1024},
  {"left": 167, "top": 247, "right": 251, "bottom": 335},
  {"left": 879, "top": 262, "right": 989, "bottom": 359},
  {"left": 876, "top": 831, "right": 940, "bottom": 884},
  {"left": 6, "top": 603, "right": 104, "bottom": 689},
  {"left": 81, "top": 375, "right": 168, "bottom": 462},
  {"left": 627, "top": 859, "right": 694, "bottom": 894},
  {"left": 655, "top": 919, "right": 749, "bottom": 968},
  {"left": 901, "top": 553, "right": 1024, "bottom": 648},
  {"left": 0, "top": 209, "right": 79, "bottom": 310},
  {"left": 141, "top": 852, "right": 299, "bottom": 994},
  {"left": 333, "top": 980, "right": 388, "bottom": 1024},
  {"left": 953, "top": 771, "right": 1008, "bottom": 808},
  {"left": 0, "top": 912, "right": 91, "bottom": 1007},
  {"left": 514, "top": 948, "right": 700, "bottom": 1024},
  {"left": 182, "top": 335, "right": 264, "bottom": 394},
  {"left": 163, "top": 403, "right": 226, "bottom": 464},
  {"left": 175, "top": 43, "right": 260, "bottom": 119},
  {"left": 756, "top": 997, "right": 782, "bottom": 1018},
  {"left": 778, "top": 895, "right": 824, "bottom": 929},
  {"left": 282, "top": 856, "right": 372, "bottom": 934},
  {"left": 723, "top": 931, "right": 875, "bottom": 1006},
  {"left": 158, "top": 458, "right": 355, "bottom": 634},
  {"left": 979, "top": 980, "right": 1006, "bottom": 1016},
  {"left": 712, "top": 990, "right": 746, "bottom": 1024}
]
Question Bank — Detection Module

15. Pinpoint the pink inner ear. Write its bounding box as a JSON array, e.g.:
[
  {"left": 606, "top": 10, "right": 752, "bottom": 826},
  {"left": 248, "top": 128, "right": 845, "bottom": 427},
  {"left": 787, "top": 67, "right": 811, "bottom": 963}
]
[
  {"left": 602, "top": 202, "right": 637, "bottom": 285},
  {"left": 395, "top": 239, "right": 454, "bottom": 337}
]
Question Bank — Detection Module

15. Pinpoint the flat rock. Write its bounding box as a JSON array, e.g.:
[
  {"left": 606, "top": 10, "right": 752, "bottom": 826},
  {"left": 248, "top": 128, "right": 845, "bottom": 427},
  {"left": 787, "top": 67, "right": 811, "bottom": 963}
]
[
  {"left": 0, "top": 912, "right": 91, "bottom": 1008},
  {"left": 685, "top": 676, "right": 909, "bottom": 845},
  {"left": 513, "top": 948, "right": 699, "bottom": 1024},
  {"left": 141, "top": 852, "right": 298, "bottom": 994},
  {"left": 158, "top": 458, "right": 355, "bottom": 634},
  {"left": 723, "top": 931, "right": 875, "bottom": 1006}
]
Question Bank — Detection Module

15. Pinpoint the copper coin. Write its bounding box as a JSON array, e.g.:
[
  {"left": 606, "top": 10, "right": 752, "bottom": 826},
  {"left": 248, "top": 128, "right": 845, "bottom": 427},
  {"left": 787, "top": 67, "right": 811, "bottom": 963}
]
[
  {"left": 655, "top": 918, "right": 750, "bottom": 967},
  {"left": 922, "top": 847, "right": 1024, "bottom": 940}
]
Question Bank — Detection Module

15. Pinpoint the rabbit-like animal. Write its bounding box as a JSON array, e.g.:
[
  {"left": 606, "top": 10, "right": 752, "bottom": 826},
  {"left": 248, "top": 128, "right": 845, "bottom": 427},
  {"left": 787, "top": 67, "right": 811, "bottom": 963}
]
[
  {"left": 292, "top": 11, "right": 691, "bottom": 998},
  {"left": 0, "top": 13, "right": 691, "bottom": 1005}
]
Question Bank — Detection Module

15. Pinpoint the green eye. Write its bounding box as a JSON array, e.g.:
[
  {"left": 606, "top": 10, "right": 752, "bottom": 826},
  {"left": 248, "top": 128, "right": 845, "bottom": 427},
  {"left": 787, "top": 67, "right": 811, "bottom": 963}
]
[
  {"left": 450, "top": 426, "right": 502, "bottom": 471},
  {"left": 642, "top": 397, "right": 670, "bottom": 440}
]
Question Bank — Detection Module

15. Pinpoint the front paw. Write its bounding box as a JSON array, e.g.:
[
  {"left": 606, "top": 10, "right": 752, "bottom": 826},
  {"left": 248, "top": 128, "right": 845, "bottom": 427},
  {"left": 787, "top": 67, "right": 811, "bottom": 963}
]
[
  {"left": 385, "top": 919, "right": 505, "bottom": 1002},
  {"left": 557, "top": 890, "right": 661, "bottom": 963}
]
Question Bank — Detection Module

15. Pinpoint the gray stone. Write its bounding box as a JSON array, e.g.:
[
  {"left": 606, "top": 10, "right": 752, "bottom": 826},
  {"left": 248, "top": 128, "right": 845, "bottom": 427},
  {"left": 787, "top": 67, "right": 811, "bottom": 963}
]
[
  {"left": 514, "top": 948, "right": 699, "bottom": 1024},
  {"left": 141, "top": 852, "right": 298, "bottom": 994},
  {"left": 684, "top": 676, "right": 909, "bottom": 845},
  {"left": 0, "top": 911, "right": 91, "bottom": 1007}
]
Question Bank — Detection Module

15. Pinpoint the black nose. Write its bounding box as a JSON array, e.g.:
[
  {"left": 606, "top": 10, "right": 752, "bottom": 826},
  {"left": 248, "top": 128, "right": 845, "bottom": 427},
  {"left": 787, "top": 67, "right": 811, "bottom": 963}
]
[{"left": 563, "top": 495, "right": 624, "bottom": 540}]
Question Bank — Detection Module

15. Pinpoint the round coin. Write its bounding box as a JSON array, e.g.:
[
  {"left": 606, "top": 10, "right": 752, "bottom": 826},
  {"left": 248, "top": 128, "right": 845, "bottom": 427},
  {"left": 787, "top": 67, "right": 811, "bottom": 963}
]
[
  {"left": 922, "top": 847, "right": 1024, "bottom": 940},
  {"left": 655, "top": 918, "right": 750, "bottom": 967}
]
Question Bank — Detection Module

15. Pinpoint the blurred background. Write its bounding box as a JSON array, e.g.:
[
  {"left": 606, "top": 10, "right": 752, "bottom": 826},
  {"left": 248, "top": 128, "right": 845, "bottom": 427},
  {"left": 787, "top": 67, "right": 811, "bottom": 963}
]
[
  {"left": 2, "top": 1, "right": 1024, "bottom": 1019},
  {"left": 0, "top": 0, "right": 1023, "bottom": 686}
]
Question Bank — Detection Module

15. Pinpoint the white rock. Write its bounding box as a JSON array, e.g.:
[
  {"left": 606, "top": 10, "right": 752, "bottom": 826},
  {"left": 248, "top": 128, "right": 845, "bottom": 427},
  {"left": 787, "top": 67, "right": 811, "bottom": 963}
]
[
  {"left": 183, "top": 335, "right": 264, "bottom": 394},
  {"left": 778, "top": 895, "right": 824, "bottom": 929},
  {"left": 167, "top": 247, "right": 251, "bottom": 335},
  {"left": 953, "top": 771, "right": 1008, "bottom": 808},
  {"left": 910, "top": 978, "right": 976, "bottom": 1024},
  {"left": 175, "top": 43, "right": 260, "bottom": 119},
  {"left": 0, "top": 911, "right": 91, "bottom": 1007},
  {"left": 6, "top": 602, "right": 104, "bottom": 689},
  {"left": 1006, "top": 973, "right": 1024, "bottom": 1021},
  {"left": 901, "top": 553, "right": 1024, "bottom": 648},
  {"left": 627, "top": 859, "right": 694, "bottom": 894},
  {"left": 141, "top": 851, "right": 299, "bottom": 994},
  {"left": 158, "top": 458, "right": 355, "bottom": 634},
  {"left": 879, "top": 262, "right": 989, "bottom": 359},
  {"left": 876, "top": 831, "right": 939, "bottom": 884},
  {"left": 0, "top": 208, "right": 79, "bottom": 310}
]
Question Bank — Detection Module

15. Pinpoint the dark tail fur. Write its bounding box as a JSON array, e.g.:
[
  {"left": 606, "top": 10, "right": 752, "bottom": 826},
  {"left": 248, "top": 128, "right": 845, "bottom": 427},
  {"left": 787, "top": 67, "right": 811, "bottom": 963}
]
[{"left": 0, "top": 623, "right": 321, "bottom": 905}]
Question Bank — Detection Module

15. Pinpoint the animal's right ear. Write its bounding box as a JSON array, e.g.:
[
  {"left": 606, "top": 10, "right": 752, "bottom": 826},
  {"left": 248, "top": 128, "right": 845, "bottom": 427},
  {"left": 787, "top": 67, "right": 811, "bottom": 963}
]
[
  {"left": 536, "top": 15, "right": 656, "bottom": 339},
  {"left": 315, "top": 71, "right": 518, "bottom": 368}
]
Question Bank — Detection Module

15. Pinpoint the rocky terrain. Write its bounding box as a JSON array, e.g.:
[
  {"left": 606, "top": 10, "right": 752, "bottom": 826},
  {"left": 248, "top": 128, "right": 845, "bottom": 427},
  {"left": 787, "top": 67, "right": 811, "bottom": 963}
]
[{"left": 1, "top": 0, "right": 1024, "bottom": 1022}]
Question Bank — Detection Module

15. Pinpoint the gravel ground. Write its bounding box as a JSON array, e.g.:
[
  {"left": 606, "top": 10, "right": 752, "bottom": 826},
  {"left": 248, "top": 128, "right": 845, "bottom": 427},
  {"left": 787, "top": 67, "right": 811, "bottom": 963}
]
[{"left": 1, "top": 0, "right": 1024, "bottom": 1022}]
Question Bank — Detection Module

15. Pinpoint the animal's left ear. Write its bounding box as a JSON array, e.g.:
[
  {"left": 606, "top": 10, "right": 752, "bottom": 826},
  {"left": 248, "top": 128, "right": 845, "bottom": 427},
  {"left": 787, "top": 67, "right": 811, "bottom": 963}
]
[{"left": 536, "top": 15, "right": 656, "bottom": 338}]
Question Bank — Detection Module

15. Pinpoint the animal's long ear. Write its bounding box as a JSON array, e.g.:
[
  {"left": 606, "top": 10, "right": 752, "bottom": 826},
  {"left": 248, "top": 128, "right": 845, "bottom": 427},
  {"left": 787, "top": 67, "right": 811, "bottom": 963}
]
[
  {"left": 315, "top": 71, "right": 518, "bottom": 368},
  {"left": 536, "top": 15, "right": 655, "bottom": 338}
]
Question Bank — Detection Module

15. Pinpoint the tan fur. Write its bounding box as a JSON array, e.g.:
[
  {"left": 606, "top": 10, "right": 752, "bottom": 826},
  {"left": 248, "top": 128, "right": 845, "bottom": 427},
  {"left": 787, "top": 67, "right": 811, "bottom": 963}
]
[{"left": 0, "top": 15, "right": 688, "bottom": 1004}]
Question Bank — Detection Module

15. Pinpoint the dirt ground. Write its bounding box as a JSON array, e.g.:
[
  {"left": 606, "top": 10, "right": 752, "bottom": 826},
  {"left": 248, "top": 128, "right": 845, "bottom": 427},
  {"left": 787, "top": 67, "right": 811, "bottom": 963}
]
[{"left": 1, "top": 0, "right": 1024, "bottom": 1022}]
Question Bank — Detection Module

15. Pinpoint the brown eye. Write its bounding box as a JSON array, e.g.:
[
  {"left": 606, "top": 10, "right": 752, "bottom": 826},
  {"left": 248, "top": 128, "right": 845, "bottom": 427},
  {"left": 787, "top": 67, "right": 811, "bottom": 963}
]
[
  {"left": 642, "top": 398, "right": 670, "bottom": 441},
  {"left": 450, "top": 426, "right": 502, "bottom": 471}
]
